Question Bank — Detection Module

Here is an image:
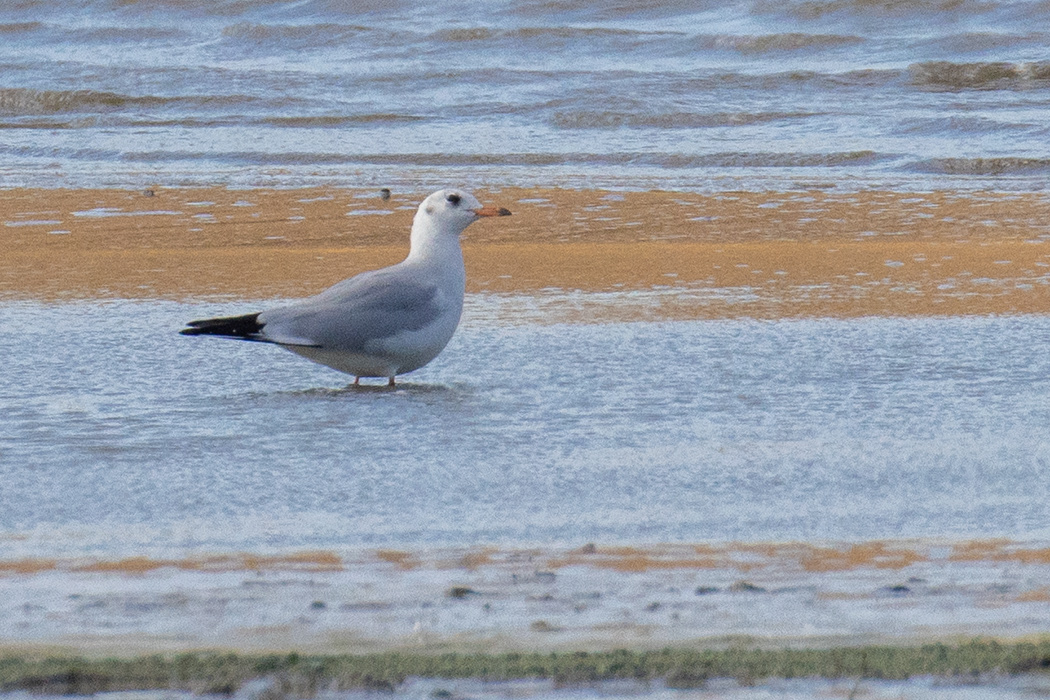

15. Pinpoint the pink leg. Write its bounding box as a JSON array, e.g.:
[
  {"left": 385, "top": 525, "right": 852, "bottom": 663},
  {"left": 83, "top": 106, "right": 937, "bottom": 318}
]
[
  {"left": 388, "top": 376, "right": 396, "bottom": 387},
  {"left": 354, "top": 376, "right": 360, "bottom": 387}
]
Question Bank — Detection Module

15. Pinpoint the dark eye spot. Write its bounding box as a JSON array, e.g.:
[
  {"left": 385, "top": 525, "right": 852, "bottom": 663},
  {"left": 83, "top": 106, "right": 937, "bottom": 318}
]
[{"left": 446, "top": 193, "right": 461, "bottom": 205}]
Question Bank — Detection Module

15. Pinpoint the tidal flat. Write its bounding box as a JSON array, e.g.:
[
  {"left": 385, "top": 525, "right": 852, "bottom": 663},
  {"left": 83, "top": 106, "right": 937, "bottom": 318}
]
[
  {"left": 6, "top": 188, "right": 1050, "bottom": 697},
  {"left": 5, "top": 187, "right": 1050, "bottom": 318}
]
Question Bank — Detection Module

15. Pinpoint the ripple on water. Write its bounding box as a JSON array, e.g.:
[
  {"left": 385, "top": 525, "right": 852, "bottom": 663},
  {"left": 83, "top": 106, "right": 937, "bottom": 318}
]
[{"left": 3, "top": 302, "right": 1050, "bottom": 555}]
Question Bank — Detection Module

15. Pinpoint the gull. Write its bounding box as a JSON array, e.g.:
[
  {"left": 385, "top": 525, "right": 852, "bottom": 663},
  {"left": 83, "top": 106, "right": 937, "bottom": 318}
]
[{"left": 180, "top": 189, "right": 511, "bottom": 386}]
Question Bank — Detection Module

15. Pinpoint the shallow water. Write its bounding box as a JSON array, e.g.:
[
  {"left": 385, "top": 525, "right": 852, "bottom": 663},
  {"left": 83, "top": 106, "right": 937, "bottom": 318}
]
[
  {"left": 3, "top": 299, "right": 1050, "bottom": 559},
  {"left": 8, "top": 678, "right": 1050, "bottom": 700},
  {"left": 1, "top": 0, "right": 1049, "bottom": 191}
]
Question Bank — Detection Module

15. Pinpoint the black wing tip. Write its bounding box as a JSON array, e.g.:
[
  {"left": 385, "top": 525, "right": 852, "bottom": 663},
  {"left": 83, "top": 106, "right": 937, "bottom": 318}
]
[{"left": 180, "top": 312, "right": 266, "bottom": 340}]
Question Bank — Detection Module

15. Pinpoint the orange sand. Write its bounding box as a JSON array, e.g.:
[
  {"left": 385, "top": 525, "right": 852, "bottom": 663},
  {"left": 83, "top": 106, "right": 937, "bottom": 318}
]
[
  {"left": 4, "top": 186, "right": 1050, "bottom": 318},
  {"left": 0, "top": 551, "right": 344, "bottom": 576},
  {"left": 9, "top": 539, "right": 1050, "bottom": 578}
]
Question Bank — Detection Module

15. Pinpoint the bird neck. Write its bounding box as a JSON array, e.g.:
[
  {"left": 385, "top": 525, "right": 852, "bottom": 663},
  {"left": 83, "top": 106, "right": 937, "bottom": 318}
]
[{"left": 406, "top": 222, "right": 465, "bottom": 269}]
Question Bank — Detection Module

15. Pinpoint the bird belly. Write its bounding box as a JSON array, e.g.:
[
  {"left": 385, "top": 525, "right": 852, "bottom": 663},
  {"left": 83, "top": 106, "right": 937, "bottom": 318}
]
[
  {"left": 283, "top": 346, "right": 399, "bottom": 377},
  {"left": 283, "top": 310, "right": 460, "bottom": 377},
  {"left": 371, "top": 320, "right": 458, "bottom": 374}
]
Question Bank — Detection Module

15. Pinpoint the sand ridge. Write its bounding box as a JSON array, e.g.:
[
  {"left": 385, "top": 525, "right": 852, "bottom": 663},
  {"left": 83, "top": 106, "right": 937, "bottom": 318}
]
[
  {"left": 4, "top": 186, "right": 1050, "bottom": 318},
  {"left": 4, "top": 540, "right": 1050, "bottom": 655},
  {"left": 5, "top": 539, "right": 1046, "bottom": 577}
]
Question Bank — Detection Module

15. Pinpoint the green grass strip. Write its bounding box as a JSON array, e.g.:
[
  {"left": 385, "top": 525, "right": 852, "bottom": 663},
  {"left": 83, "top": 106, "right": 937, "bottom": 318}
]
[{"left": 2, "top": 640, "right": 1050, "bottom": 694}]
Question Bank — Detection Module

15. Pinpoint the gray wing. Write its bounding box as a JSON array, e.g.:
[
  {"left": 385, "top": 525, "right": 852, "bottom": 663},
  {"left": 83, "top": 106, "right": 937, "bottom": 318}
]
[{"left": 258, "top": 268, "right": 441, "bottom": 352}]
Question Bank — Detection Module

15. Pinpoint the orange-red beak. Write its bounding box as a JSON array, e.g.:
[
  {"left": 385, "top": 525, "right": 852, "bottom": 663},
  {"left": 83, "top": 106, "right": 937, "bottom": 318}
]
[{"left": 473, "top": 206, "right": 512, "bottom": 217}]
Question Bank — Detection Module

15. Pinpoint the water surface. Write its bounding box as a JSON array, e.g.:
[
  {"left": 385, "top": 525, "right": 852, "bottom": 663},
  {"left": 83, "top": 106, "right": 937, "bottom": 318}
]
[
  {"left": 1, "top": 0, "right": 1049, "bottom": 190},
  {"left": 4, "top": 300, "right": 1049, "bottom": 558}
]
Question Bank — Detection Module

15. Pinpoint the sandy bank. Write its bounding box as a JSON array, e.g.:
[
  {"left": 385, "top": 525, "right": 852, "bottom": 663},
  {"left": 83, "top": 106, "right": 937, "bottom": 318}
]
[
  {"left": 4, "top": 187, "right": 1050, "bottom": 318},
  {"left": 3, "top": 540, "right": 1050, "bottom": 656}
]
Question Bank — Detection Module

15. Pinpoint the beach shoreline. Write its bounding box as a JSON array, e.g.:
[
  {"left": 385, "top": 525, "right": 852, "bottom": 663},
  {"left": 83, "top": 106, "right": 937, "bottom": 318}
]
[
  {"left": 4, "top": 186, "right": 1050, "bottom": 318},
  {"left": 3, "top": 540, "right": 1050, "bottom": 658},
  {"left": 7, "top": 189, "right": 1050, "bottom": 684}
]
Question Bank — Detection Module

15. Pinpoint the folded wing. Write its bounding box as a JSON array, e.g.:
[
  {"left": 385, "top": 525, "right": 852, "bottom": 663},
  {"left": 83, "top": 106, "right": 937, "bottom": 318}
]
[{"left": 267, "top": 268, "right": 444, "bottom": 351}]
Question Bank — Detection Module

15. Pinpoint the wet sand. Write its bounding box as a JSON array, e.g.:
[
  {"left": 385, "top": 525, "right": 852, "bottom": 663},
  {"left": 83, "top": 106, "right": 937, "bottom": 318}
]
[
  {"left": 4, "top": 187, "right": 1050, "bottom": 318},
  {"left": 4, "top": 540, "right": 1050, "bottom": 656},
  {"left": 6, "top": 189, "right": 1050, "bottom": 663}
]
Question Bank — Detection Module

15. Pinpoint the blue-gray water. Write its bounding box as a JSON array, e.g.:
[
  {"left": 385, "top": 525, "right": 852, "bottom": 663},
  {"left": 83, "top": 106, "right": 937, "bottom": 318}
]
[
  {"left": 4, "top": 0, "right": 1050, "bottom": 560},
  {"left": 1, "top": 0, "right": 1049, "bottom": 191},
  {"left": 3, "top": 300, "right": 1050, "bottom": 558}
]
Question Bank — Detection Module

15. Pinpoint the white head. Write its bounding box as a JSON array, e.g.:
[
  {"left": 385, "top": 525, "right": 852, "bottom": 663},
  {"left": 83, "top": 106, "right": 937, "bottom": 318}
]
[{"left": 409, "top": 188, "right": 510, "bottom": 257}]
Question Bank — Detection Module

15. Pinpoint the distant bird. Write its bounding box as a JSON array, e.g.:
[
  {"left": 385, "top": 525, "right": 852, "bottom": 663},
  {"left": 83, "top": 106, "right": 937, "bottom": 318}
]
[{"left": 181, "top": 189, "right": 511, "bottom": 386}]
